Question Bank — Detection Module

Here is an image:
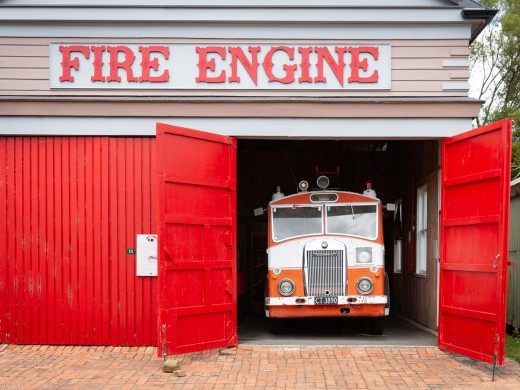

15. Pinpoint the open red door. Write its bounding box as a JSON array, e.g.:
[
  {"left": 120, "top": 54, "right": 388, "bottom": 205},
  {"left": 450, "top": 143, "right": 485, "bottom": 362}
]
[
  {"left": 439, "top": 118, "right": 512, "bottom": 365},
  {"left": 156, "top": 123, "right": 237, "bottom": 356}
]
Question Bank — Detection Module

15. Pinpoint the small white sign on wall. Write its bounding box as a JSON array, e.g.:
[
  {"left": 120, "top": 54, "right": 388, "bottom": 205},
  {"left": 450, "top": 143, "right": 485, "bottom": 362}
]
[{"left": 136, "top": 234, "right": 158, "bottom": 276}]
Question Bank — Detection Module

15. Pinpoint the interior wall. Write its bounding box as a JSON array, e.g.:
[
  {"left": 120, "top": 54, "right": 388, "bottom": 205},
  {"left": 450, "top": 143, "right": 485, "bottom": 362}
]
[{"left": 400, "top": 140, "right": 440, "bottom": 330}]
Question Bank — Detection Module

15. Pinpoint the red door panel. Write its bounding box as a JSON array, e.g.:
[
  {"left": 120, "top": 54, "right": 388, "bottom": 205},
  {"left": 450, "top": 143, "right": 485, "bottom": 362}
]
[
  {"left": 439, "top": 119, "right": 512, "bottom": 365},
  {"left": 0, "top": 137, "right": 158, "bottom": 347},
  {"left": 156, "top": 123, "right": 237, "bottom": 356}
]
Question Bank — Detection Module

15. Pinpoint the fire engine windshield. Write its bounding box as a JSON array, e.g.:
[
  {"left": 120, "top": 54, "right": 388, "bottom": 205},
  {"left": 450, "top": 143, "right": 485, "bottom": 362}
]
[
  {"left": 272, "top": 206, "right": 322, "bottom": 241},
  {"left": 326, "top": 204, "right": 378, "bottom": 239}
]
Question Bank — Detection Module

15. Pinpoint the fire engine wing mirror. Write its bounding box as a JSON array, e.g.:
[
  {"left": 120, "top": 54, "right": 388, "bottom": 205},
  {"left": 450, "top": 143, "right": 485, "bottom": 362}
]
[
  {"left": 254, "top": 207, "right": 265, "bottom": 217},
  {"left": 385, "top": 203, "right": 396, "bottom": 211}
]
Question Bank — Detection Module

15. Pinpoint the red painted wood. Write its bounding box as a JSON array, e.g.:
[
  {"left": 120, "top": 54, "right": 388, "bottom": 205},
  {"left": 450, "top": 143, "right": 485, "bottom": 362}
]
[
  {"left": 14, "top": 138, "right": 24, "bottom": 343},
  {"left": 0, "top": 138, "right": 6, "bottom": 342},
  {"left": 439, "top": 119, "right": 512, "bottom": 365},
  {"left": 29, "top": 138, "right": 39, "bottom": 343},
  {"left": 45, "top": 139, "right": 55, "bottom": 344},
  {"left": 0, "top": 136, "right": 158, "bottom": 346},
  {"left": 134, "top": 140, "right": 144, "bottom": 346},
  {"left": 77, "top": 137, "right": 86, "bottom": 344},
  {"left": 6, "top": 139, "right": 15, "bottom": 344},
  {"left": 59, "top": 138, "right": 69, "bottom": 344},
  {"left": 117, "top": 138, "right": 127, "bottom": 345},
  {"left": 141, "top": 139, "right": 152, "bottom": 346},
  {"left": 22, "top": 138, "right": 31, "bottom": 344},
  {"left": 149, "top": 138, "right": 159, "bottom": 346},
  {"left": 156, "top": 123, "right": 238, "bottom": 356},
  {"left": 92, "top": 137, "right": 102, "bottom": 345},
  {"left": 108, "top": 138, "right": 119, "bottom": 346},
  {"left": 85, "top": 137, "right": 94, "bottom": 344},
  {"left": 37, "top": 138, "right": 49, "bottom": 339},
  {"left": 126, "top": 140, "right": 134, "bottom": 345},
  {"left": 69, "top": 137, "right": 79, "bottom": 344},
  {"left": 100, "top": 137, "right": 110, "bottom": 345}
]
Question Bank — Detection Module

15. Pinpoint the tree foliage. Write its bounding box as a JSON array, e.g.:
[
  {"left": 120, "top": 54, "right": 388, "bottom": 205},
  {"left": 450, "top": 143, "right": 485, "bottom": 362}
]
[{"left": 471, "top": 0, "right": 520, "bottom": 179}]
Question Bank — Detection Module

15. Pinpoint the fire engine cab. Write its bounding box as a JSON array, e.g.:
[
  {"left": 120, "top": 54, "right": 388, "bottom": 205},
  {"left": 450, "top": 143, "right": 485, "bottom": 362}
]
[{"left": 256, "top": 175, "right": 391, "bottom": 334}]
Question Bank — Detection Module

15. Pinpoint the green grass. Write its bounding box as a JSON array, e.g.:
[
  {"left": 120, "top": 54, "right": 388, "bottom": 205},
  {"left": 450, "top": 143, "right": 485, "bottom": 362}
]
[{"left": 506, "top": 335, "right": 520, "bottom": 363}]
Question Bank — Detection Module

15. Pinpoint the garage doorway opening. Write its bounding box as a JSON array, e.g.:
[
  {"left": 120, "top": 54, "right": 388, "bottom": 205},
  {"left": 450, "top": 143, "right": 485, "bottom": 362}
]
[{"left": 235, "top": 138, "right": 440, "bottom": 343}]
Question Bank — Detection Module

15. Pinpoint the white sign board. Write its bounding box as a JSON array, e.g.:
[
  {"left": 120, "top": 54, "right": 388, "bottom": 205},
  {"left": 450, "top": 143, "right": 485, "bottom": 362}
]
[
  {"left": 136, "top": 234, "right": 158, "bottom": 277},
  {"left": 49, "top": 43, "right": 391, "bottom": 90}
]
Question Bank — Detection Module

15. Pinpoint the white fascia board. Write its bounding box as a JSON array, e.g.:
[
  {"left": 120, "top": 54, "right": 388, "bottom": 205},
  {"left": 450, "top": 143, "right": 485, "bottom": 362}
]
[
  {"left": 0, "top": 24, "right": 473, "bottom": 40},
  {"left": 0, "top": 8, "right": 465, "bottom": 24},
  {"left": 0, "top": 117, "right": 473, "bottom": 139},
  {"left": 0, "top": 1, "right": 458, "bottom": 7}
]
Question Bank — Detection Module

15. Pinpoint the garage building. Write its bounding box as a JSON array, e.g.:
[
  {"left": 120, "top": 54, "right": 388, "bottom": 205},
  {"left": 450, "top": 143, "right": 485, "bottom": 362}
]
[{"left": 0, "top": 0, "right": 511, "bottom": 365}]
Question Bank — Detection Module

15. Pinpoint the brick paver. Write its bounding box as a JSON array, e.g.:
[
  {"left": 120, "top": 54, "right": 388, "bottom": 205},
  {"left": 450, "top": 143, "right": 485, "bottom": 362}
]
[{"left": 1, "top": 344, "right": 519, "bottom": 389}]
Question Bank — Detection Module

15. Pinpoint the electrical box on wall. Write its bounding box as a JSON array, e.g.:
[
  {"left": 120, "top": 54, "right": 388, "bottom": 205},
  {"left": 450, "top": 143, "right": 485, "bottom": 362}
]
[{"left": 137, "top": 234, "right": 158, "bottom": 276}]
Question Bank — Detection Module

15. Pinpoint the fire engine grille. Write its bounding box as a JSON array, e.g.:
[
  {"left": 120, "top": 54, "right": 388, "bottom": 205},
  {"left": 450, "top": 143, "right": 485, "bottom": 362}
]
[{"left": 304, "top": 249, "right": 345, "bottom": 297}]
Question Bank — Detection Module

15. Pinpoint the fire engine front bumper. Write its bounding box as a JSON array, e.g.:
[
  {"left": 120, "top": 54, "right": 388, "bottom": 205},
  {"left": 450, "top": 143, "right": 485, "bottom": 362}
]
[{"left": 266, "top": 295, "right": 387, "bottom": 306}]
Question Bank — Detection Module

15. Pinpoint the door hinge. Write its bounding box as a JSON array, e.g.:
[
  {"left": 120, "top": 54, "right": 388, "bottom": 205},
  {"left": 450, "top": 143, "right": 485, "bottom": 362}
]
[
  {"left": 493, "top": 254, "right": 500, "bottom": 269},
  {"left": 161, "top": 324, "right": 168, "bottom": 361},
  {"left": 225, "top": 280, "right": 233, "bottom": 295},
  {"left": 493, "top": 333, "right": 500, "bottom": 354}
]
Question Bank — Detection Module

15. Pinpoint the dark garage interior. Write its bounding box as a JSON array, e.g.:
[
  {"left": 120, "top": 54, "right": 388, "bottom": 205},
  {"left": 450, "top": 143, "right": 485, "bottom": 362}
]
[{"left": 235, "top": 138, "right": 440, "bottom": 343}]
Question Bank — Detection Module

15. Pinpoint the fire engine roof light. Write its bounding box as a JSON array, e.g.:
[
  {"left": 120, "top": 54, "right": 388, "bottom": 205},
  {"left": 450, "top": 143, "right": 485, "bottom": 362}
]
[
  {"left": 317, "top": 175, "right": 330, "bottom": 189},
  {"left": 299, "top": 180, "right": 309, "bottom": 191},
  {"left": 363, "top": 179, "right": 377, "bottom": 198},
  {"left": 272, "top": 185, "right": 285, "bottom": 201}
]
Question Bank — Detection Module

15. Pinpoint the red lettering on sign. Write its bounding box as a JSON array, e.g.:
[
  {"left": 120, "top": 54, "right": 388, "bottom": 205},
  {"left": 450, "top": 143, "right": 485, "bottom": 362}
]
[
  {"left": 263, "top": 46, "right": 297, "bottom": 84},
  {"left": 228, "top": 46, "right": 260, "bottom": 86},
  {"left": 315, "top": 46, "right": 347, "bottom": 86},
  {"left": 196, "top": 46, "right": 226, "bottom": 83},
  {"left": 348, "top": 46, "right": 379, "bottom": 83},
  {"left": 59, "top": 45, "right": 90, "bottom": 82},
  {"left": 90, "top": 46, "right": 106, "bottom": 82},
  {"left": 107, "top": 46, "right": 138, "bottom": 83},
  {"left": 297, "top": 47, "right": 313, "bottom": 84},
  {"left": 139, "top": 46, "right": 170, "bottom": 83},
  {"left": 54, "top": 43, "right": 385, "bottom": 88}
]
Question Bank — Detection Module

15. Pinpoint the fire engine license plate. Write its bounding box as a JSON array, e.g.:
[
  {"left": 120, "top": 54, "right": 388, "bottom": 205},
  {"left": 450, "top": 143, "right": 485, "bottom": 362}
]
[{"left": 314, "top": 296, "right": 338, "bottom": 305}]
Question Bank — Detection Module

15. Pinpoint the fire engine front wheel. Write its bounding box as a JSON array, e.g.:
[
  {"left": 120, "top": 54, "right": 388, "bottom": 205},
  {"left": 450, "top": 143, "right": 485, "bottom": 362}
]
[
  {"left": 268, "top": 318, "right": 286, "bottom": 334},
  {"left": 366, "top": 316, "right": 386, "bottom": 335}
]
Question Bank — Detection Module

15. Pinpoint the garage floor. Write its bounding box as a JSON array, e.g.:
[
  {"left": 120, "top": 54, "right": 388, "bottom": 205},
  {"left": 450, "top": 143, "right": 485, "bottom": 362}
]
[{"left": 238, "top": 314, "right": 437, "bottom": 346}]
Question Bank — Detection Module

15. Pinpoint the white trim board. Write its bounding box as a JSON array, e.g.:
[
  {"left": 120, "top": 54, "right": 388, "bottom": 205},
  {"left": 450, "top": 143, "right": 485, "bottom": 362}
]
[
  {"left": 0, "top": 8, "right": 465, "bottom": 23},
  {"left": 0, "top": 1, "right": 461, "bottom": 7},
  {"left": 0, "top": 24, "right": 473, "bottom": 40},
  {"left": 0, "top": 116, "right": 473, "bottom": 139}
]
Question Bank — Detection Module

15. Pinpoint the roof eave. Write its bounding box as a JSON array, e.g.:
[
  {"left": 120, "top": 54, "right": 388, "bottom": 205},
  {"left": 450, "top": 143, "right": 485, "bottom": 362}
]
[{"left": 461, "top": 7, "right": 498, "bottom": 43}]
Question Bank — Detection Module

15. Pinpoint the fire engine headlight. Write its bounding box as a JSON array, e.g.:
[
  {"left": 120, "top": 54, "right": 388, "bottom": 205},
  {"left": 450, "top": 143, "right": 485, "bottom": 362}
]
[
  {"left": 356, "top": 247, "right": 373, "bottom": 264},
  {"left": 278, "top": 279, "right": 295, "bottom": 296},
  {"left": 356, "top": 277, "right": 374, "bottom": 294}
]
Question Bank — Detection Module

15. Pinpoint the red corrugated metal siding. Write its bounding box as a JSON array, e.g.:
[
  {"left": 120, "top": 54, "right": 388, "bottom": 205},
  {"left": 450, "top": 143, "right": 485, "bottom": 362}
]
[{"left": 0, "top": 137, "right": 157, "bottom": 346}]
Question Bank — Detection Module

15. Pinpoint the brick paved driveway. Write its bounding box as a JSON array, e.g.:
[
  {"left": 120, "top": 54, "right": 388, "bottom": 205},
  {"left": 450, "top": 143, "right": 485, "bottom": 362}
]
[{"left": 1, "top": 344, "right": 520, "bottom": 389}]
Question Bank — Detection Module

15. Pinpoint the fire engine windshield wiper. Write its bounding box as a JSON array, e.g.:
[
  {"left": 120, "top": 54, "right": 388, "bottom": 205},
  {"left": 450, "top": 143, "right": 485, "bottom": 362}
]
[{"left": 350, "top": 204, "right": 355, "bottom": 219}]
